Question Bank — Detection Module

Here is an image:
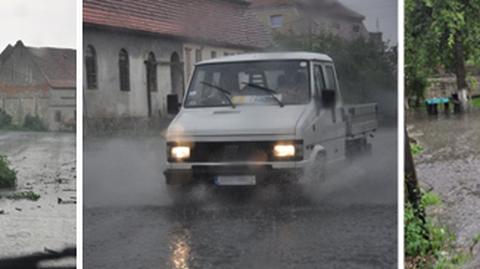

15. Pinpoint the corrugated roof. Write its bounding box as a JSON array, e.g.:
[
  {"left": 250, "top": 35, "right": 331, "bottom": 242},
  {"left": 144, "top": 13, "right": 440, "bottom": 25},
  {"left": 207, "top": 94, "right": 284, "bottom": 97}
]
[{"left": 83, "top": 0, "right": 273, "bottom": 49}]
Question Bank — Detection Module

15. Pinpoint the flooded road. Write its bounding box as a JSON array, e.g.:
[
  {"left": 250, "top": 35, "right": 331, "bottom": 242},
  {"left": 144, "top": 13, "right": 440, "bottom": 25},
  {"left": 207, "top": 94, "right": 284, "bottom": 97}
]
[
  {"left": 408, "top": 112, "right": 480, "bottom": 268},
  {"left": 84, "top": 128, "right": 397, "bottom": 268},
  {"left": 0, "top": 131, "right": 76, "bottom": 263}
]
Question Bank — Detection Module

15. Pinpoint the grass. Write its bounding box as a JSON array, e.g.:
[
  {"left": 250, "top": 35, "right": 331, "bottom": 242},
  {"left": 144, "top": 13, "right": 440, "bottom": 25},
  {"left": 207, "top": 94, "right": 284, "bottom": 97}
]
[
  {"left": 5, "top": 191, "right": 41, "bottom": 201},
  {"left": 405, "top": 189, "right": 471, "bottom": 269},
  {"left": 0, "top": 155, "right": 16, "bottom": 188},
  {"left": 471, "top": 98, "right": 480, "bottom": 109},
  {"left": 411, "top": 143, "right": 424, "bottom": 157}
]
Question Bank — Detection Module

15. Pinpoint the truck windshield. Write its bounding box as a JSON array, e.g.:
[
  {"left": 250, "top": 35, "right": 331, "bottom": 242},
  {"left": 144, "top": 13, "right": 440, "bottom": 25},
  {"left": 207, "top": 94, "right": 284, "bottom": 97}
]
[{"left": 184, "top": 60, "right": 310, "bottom": 108}]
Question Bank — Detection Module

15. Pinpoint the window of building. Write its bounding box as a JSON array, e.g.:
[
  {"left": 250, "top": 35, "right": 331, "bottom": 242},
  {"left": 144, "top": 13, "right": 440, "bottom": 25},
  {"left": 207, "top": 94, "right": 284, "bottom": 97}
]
[
  {"left": 353, "top": 24, "right": 360, "bottom": 33},
  {"left": 195, "top": 49, "right": 202, "bottom": 62},
  {"left": 119, "top": 49, "right": 130, "bottom": 91},
  {"left": 211, "top": 51, "right": 217, "bottom": 59},
  {"left": 85, "top": 45, "right": 97, "bottom": 89},
  {"left": 146, "top": 52, "right": 157, "bottom": 92},
  {"left": 55, "top": 110, "right": 62, "bottom": 122},
  {"left": 224, "top": 52, "right": 230, "bottom": 57},
  {"left": 270, "top": 15, "right": 283, "bottom": 28}
]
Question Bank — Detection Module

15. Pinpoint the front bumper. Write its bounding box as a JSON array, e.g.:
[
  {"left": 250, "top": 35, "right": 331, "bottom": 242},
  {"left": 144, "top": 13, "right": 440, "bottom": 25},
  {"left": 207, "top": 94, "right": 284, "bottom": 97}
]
[{"left": 164, "top": 145, "right": 325, "bottom": 184}]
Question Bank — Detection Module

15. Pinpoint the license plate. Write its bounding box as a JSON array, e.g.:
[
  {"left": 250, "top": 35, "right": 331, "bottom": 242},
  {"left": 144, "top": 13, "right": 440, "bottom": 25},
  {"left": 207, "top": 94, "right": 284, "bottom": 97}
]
[{"left": 214, "top": 175, "right": 256, "bottom": 186}]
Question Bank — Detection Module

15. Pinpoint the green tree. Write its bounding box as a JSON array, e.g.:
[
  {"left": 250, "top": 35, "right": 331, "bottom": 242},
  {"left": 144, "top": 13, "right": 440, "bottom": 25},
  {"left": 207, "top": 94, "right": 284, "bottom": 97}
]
[
  {"left": 274, "top": 32, "right": 397, "bottom": 116},
  {"left": 406, "top": 0, "right": 480, "bottom": 110}
]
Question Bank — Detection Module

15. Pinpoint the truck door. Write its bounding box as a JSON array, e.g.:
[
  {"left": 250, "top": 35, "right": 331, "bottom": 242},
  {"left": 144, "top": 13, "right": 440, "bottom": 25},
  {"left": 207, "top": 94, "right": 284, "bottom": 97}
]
[{"left": 313, "top": 63, "right": 346, "bottom": 163}]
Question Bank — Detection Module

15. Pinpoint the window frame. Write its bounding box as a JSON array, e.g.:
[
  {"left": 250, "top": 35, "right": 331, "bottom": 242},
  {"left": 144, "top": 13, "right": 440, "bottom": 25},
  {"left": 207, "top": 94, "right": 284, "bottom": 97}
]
[
  {"left": 118, "top": 48, "right": 130, "bottom": 92},
  {"left": 146, "top": 52, "right": 158, "bottom": 92},
  {"left": 270, "top": 14, "right": 284, "bottom": 28},
  {"left": 85, "top": 45, "right": 98, "bottom": 90}
]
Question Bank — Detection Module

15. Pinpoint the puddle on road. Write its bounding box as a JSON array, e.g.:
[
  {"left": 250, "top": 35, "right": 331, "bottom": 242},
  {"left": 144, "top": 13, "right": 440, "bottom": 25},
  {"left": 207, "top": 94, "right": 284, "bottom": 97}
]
[
  {"left": 408, "top": 111, "right": 480, "bottom": 262},
  {"left": 84, "top": 127, "right": 397, "bottom": 268}
]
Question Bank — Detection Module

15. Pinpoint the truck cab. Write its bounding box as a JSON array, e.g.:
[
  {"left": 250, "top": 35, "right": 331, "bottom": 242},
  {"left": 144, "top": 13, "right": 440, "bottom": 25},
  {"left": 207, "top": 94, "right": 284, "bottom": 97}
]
[{"left": 164, "top": 52, "right": 377, "bottom": 189}]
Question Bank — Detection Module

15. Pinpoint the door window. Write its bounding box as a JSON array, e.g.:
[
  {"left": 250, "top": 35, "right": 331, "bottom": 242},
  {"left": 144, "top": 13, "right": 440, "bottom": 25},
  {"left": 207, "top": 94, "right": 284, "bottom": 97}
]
[
  {"left": 314, "top": 65, "right": 326, "bottom": 96},
  {"left": 324, "top": 65, "right": 337, "bottom": 90}
]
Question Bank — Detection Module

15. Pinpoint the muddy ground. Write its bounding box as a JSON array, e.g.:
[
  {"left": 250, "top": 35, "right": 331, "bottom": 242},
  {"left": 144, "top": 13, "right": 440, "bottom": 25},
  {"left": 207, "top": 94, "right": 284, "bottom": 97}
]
[
  {"left": 0, "top": 131, "right": 76, "bottom": 265},
  {"left": 408, "top": 112, "right": 480, "bottom": 268},
  {"left": 84, "top": 127, "right": 397, "bottom": 268}
]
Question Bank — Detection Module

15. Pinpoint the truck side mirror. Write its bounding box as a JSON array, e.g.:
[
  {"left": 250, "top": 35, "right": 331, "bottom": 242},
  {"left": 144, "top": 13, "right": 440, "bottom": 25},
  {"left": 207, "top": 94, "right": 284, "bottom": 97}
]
[
  {"left": 322, "top": 89, "right": 336, "bottom": 107},
  {"left": 167, "top": 94, "right": 180, "bottom": 115}
]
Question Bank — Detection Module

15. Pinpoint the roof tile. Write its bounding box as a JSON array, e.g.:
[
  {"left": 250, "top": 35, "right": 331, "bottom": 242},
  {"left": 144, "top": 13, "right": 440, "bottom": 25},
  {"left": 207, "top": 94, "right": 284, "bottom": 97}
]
[{"left": 83, "top": 0, "right": 273, "bottom": 48}]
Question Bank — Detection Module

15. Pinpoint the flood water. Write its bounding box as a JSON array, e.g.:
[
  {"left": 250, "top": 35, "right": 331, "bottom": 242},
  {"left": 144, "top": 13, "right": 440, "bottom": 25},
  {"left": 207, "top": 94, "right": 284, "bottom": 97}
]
[
  {"left": 84, "top": 128, "right": 397, "bottom": 268},
  {"left": 408, "top": 111, "right": 480, "bottom": 268}
]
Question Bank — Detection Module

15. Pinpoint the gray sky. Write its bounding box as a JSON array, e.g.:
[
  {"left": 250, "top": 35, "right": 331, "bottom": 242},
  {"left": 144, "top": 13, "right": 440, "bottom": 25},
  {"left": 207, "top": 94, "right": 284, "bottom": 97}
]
[
  {"left": 339, "top": 0, "right": 398, "bottom": 45},
  {"left": 0, "top": 0, "right": 76, "bottom": 51}
]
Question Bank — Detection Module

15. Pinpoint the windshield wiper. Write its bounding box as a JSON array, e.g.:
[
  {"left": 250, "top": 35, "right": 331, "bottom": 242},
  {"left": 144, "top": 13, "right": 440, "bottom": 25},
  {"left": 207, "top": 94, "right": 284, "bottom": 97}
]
[
  {"left": 200, "top": 81, "right": 235, "bottom": 108},
  {"left": 242, "top": 82, "right": 284, "bottom": 107}
]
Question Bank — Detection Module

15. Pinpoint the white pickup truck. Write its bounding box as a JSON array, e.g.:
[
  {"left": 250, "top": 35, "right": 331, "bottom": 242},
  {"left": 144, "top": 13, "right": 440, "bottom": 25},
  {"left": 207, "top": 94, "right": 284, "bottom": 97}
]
[{"left": 164, "top": 52, "right": 377, "bottom": 192}]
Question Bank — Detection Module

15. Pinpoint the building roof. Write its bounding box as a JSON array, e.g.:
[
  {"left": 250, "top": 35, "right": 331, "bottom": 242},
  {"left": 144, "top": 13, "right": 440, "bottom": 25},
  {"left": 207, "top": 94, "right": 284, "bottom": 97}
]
[
  {"left": 0, "top": 41, "right": 76, "bottom": 89},
  {"left": 197, "top": 51, "right": 332, "bottom": 65},
  {"left": 27, "top": 46, "right": 76, "bottom": 89},
  {"left": 0, "top": 44, "right": 14, "bottom": 68},
  {"left": 83, "top": 0, "right": 273, "bottom": 49},
  {"left": 248, "top": 0, "right": 365, "bottom": 20}
]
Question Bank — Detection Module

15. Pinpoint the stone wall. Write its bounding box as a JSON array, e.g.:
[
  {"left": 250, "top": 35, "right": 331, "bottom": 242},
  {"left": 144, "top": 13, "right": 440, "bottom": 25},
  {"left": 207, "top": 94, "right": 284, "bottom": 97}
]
[
  {"left": 83, "top": 27, "right": 248, "bottom": 120},
  {"left": 252, "top": 5, "right": 369, "bottom": 41},
  {"left": 83, "top": 28, "right": 184, "bottom": 119},
  {"left": 0, "top": 91, "right": 49, "bottom": 126},
  {"left": 426, "top": 76, "right": 480, "bottom": 99},
  {"left": 48, "top": 88, "right": 76, "bottom": 131}
]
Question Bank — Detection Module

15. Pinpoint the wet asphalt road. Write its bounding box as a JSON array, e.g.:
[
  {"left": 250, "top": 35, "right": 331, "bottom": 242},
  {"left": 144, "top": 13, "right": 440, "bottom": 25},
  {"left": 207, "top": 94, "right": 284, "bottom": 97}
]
[{"left": 84, "top": 128, "right": 397, "bottom": 269}]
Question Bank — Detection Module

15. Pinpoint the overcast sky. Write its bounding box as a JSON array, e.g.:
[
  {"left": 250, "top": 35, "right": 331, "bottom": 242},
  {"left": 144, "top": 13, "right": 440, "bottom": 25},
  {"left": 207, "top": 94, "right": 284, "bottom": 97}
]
[
  {"left": 0, "top": 0, "right": 76, "bottom": 51},
  {"left": 339, "top": 0, "right": 398, "bottom": 45}
]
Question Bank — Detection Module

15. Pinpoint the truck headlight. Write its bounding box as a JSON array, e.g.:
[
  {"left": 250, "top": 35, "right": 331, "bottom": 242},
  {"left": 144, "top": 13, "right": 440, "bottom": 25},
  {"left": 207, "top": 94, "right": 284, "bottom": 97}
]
[
  {"left": 273, "top": 144, "right": 295, "bottom": 158},
  {"left": 171, "top": 146, "right": 190, "bottom": 160}
]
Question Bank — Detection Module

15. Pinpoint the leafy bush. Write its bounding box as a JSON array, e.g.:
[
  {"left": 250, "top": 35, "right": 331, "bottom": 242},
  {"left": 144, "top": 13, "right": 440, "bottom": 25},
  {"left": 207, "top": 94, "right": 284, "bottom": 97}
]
[
  {"left": 23, "top": 114, "right": 47, "bottom": 131},
  {"left": 410, "top": 143, "right": 424, "bottom": 157},
  {"left": 274, "top": 32, "right": 397, "bottom": 115},
  {"left": 6, "top": 191, "right": 41, "bottom": 201},
  {"left": 405, "top": 190, "right": 470, "bottom": 268},
  {"left": 0, "top": 109, "right": 13, "bottom": 128},
  {"left": 0, "top": 155, "right": 16, "bottom": 188}
]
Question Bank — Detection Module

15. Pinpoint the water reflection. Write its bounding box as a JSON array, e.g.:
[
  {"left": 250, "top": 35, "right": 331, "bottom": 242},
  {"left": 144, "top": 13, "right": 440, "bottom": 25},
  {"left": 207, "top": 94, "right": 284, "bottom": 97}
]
[{"left": 169, "top": 228, "right": 191, "bottom": 269}]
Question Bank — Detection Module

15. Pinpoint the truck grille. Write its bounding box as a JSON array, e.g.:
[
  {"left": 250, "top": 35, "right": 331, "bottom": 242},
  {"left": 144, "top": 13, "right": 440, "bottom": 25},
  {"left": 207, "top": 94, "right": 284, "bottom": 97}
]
[{"left": 168, "top": 141, "right": 302, "bottom": 162}]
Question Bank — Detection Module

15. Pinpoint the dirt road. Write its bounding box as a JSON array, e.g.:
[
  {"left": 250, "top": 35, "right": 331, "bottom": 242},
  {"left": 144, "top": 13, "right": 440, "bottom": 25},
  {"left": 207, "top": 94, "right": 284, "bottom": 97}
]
[
  {"left": 84, "top": 128, "right": 397, "bottom": 268},
  {"left": 0, "top": 131, "right": 76, "bottom": 262},
  {"left": 409, "top": 112, "right": 480, "bottom": 268}
]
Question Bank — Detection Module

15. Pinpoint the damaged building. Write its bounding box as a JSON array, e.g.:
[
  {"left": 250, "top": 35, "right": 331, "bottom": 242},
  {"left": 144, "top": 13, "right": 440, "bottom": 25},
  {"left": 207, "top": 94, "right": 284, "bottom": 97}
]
[
  {"left": 248, "top": 0, "right": 370, "bottom": 41},
  {"left": 83, "top": 0, "right": 272, "bottom": 125},
  {"left": 0, "top": 41, "right": 76, "bottom": 131}
]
